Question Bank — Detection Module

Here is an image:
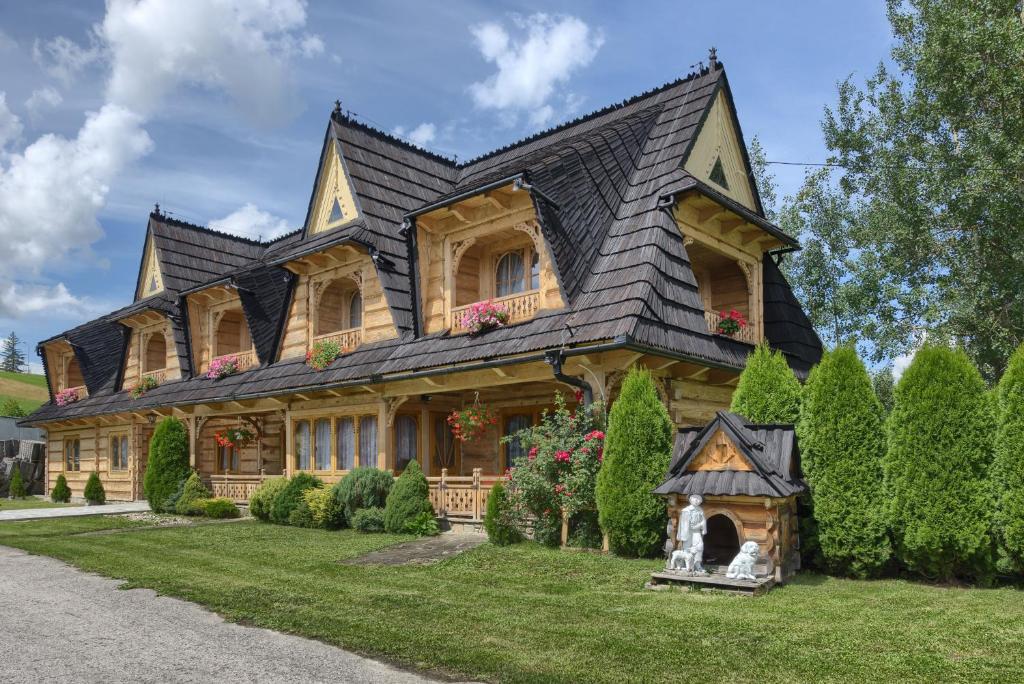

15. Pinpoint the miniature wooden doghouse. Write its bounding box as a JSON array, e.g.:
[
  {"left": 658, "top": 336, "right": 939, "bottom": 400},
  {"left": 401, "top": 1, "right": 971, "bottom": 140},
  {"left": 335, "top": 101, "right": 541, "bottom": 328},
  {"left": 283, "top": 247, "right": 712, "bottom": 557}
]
[{"left": 654, "top": 411, "right": 804, "bottom": 582}]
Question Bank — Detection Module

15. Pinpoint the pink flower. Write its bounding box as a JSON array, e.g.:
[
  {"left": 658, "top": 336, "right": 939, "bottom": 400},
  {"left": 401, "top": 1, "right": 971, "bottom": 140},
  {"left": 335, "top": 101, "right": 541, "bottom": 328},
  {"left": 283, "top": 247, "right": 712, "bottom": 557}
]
[
  {"left": 555, "top": 450, "right": 571, "bottom": 463},
  {"left": 584, "top": 430, "right": 605, "bottom": 442}
]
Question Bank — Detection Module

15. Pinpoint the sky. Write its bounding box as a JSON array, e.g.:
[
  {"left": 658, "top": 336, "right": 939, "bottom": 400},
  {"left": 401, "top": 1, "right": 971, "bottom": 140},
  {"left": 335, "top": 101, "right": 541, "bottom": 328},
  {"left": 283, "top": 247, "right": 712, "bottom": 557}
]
[{"left": 0, "top": 0, "right": 894, "bottom": 373}]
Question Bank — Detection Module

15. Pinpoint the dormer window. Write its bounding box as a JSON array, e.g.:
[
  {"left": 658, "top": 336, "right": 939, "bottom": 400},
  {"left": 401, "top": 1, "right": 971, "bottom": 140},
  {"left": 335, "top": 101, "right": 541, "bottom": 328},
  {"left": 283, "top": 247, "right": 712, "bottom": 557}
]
[
  {"left": 143, "top": 332, "right": 167, "bottom": 374},
  {"left": 312, "top": 277, "right": 364, "bottom": 352},
  {"left": 212, "top": 307, "right": 257, "bottom": 371},
  {"left": 495, "top": 249, "right": 540, "bottom": 297}
]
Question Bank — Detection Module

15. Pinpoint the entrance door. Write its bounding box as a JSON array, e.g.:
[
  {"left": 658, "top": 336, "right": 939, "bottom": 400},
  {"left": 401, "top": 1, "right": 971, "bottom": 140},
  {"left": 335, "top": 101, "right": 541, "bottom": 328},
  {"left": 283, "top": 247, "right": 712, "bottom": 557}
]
[
  {"left": 704, "top": 514, "right": 740, "bottom": 566},
  {"left": 429, "top": 412, "right": 460, "bottom": 474}
]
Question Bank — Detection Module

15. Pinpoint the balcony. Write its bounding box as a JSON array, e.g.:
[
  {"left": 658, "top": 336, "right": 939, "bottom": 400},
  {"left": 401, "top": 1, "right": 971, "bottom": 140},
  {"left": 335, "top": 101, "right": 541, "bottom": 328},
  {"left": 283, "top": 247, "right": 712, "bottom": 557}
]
[
  {"left": 705, "top": 310, "right": 759, "bottom": 345},
  {"left": 311, "top": 327, "right": 362, "bottom": 352},
  {"left": 451, "top": 290, "right": 540, "bottom": 334},
  {"left": 140, "top": 369, "right": 166, "bottom": 384},
  {"left": 234, "top": 349, "right": 259, "bottom": 371}
]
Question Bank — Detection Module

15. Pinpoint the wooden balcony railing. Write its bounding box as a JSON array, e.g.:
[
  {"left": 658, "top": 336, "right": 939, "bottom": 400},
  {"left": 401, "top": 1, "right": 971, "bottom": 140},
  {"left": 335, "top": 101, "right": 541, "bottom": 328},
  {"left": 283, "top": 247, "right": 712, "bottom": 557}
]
[
  {"left": 450, "top": 290, "right": 541, "bottom": 334},
  {"left": 140, "top": 369, "right": 166, "bottom": 384},
  {"left": 61, "top": 384, "right": 88, "bottom": 399},
  {"left": 208, "top": 473, "right": 270, "bottom": 504},
  {"left": 427, "top": 468, "right": 500, "bottom": 521},
  {"left": 705, "top": 310, "right": 760, "bottom": 345},
  {"left": 311, "top": 327, "right": 362, "bottom": 352}
]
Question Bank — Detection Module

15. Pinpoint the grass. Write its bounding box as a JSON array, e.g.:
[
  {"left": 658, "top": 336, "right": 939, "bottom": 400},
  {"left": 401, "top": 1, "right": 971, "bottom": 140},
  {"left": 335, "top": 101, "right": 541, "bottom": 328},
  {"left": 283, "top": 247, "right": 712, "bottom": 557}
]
[
  {"left": 0, "top": 370, "right": 48, "bottom": 415},
  {"left": 0, "top": 497, "right": 71, "bottom": 511},
  {"left": 0, "top": 521, "right": 1021, "bottom": 683}
]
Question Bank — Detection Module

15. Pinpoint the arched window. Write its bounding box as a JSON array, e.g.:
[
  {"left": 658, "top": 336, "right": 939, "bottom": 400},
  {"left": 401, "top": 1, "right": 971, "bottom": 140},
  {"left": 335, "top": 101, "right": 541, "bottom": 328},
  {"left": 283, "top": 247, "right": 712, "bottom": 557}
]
[
  {"left": 348, "top": 291, "right": 362, "bottom": 329},
  {"left": 66, "top": 356, "right": 84, "bottom": 389},
  {"left": 495, "top": 251, "right": 525, "bottom": 298},
  {"left": 144, "top": 332, "right": 167, "bottom": 372},
  {"left": 215, "top": 309, "right": 250, "bottom": 356},
  {"left": 394, "top": 415, "right": 418, "bottom": 473},
  {"left": 530, "top": 250, "right": 540, "bottom": 290},
  {"left": 316, "top": 278, "right": 362, "bottom": 335}
]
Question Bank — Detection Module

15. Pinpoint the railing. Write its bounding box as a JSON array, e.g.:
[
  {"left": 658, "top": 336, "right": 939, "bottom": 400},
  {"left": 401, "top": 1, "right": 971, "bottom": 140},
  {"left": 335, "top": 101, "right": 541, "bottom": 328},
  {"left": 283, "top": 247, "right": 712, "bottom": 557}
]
[
  {"left": 60, "top": 384, "right": 89, "bottom": 399},
  {"left": 705, "top": 310, "right": 759, "bottom": 345},
  {"left": 140, "top": 369, "right": 166, "bottom": 384},
  {"left": 208, "top": 473, "right": 269, "bottom": 504},
  {"left": 450, "top": 290, "right": 541, "bottom": 334},
  {"left": 232, "top": 349, "right": 259, "bottom": 371},
  {"left": 311, "top": 327, "right": 362, "bottom": 352},
  {"left": 427, "top": 468, "right": 500, "bottom": 521}
]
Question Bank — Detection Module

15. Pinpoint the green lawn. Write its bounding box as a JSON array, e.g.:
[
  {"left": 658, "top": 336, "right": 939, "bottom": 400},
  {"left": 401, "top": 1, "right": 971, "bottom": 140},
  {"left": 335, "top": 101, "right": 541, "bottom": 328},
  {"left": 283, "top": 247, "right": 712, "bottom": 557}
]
[
  {"left": 0, "top": 497, "right": 70, "bottom": 511},
  {"left": 0, "top": 370, "right": 48, "bottom": 415},
  {"left": 0, "top": 520, "right": 1020, "bottom": 683}
]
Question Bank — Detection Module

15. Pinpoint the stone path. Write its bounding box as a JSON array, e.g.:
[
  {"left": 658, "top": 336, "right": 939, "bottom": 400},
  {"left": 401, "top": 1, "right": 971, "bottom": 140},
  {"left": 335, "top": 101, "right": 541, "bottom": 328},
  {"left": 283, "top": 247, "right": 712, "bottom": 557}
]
[
  {"left": 0, "top": 500, "right": 151, "bottom": 521},
  {"left": 0, "top": 546, "right": 465, "bottom": 683},
  {"left": 342, "top": 532, "right": 486, "bottom": 566}
]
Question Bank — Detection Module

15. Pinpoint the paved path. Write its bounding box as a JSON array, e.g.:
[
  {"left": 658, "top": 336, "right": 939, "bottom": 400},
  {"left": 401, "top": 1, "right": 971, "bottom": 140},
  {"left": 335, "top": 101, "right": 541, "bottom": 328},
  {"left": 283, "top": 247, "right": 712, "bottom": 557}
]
[
  {"left": 342, "top": 532, "right": 486, "bottom": 566},
  {"left": 0, "top": 546, "right": 461, "bottom": 683},
  {"left": 0, "top": 501, "right": 151, "bottom": 521}
]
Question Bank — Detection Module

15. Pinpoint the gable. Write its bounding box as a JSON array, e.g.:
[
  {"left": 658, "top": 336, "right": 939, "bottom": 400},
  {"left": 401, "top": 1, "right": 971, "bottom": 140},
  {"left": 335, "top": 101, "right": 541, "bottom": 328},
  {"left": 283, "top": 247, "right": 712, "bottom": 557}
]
[
  {"left": 308, "top": 140, "right": 359, "bottom": 235},
  {"left": 136, "top": 237, "right": 164, "bottom": 300},
  {"left": 684, "top": 90, "right": 757, "bottom": 211},
  {"left": 686, "top": 428, "right": 754, "bottom": 472}
]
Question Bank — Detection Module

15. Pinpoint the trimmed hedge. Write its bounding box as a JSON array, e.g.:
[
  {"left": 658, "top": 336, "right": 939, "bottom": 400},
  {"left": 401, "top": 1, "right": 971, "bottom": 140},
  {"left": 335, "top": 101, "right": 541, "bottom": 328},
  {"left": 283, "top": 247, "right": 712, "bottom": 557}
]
[
  {"left": 995, "top": 343, "right": 1024, "bottom": 573},
  {"left": 730, "top": 343, "right": 802, "bottom": 424},
  {"left": 249, "top": 477, "right": 288, "bottom": 522},
  {"left": 51, "top": 474, "right": 71, "bottom": 503},
  {"left": 143, "top": 417, "right": 190, "bottom": 513},
  {"left": 175, "top": 472, "right": 211, "bottom": 516},
  {"left": 290, "top": 487, "right": 345, "bottom": 529},
  {"left": 798, "top": 347, "right": 891, "bottom": 577},
  {"left": 333, "top": 467, "right": 393, "bottom": 525},
  {"left": 84, "top": 471, "right": 105, "bottom": 505},
  {"left": 270, "top": 473, "right": 322, "bottom": 525},
  {"left": 884, "top": 346, "right": 994, "bottom": 581},
  {"left": 202, "top": 497, "right": 240, "bottom": 519},
  {"left": 596, "top": 366, "right": 674, "bottom": 557},
  {"left": 7, "top": 467, "right": 26, "bottom": 498},
  {"left": 383, "top": 460, "right": 433, "bottom": 534},
  {"left": 352, "top": 506, "right": 385, "bottom": 533},
  {"left": 484, "top": 481, "right": 522, "bottom": 546}
]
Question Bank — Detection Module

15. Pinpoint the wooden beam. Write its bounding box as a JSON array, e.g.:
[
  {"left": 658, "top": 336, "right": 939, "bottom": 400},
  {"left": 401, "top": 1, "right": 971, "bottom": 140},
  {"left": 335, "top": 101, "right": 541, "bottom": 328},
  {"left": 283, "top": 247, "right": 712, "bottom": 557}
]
[
  {"left": 718, "top": 218, "right": 744, "bottom": 238},
  {"left": 698, "top": 205, "right": 728, "bottom": 223},
  {"left": 484, "top": 192, "right": 512, "bottom": 210}
]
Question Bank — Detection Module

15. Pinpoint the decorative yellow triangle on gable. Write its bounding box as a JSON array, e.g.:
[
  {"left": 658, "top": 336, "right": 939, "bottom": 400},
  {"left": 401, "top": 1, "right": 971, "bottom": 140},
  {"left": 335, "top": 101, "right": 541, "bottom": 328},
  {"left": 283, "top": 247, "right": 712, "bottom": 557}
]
[
  {"left": 684, "top": 90, "right": 758, "bottom": 211},
  {"left": 686, "top": 428, "right": 754, "bottom": 472},
  {"left": 309, "top": 142, "right": 359, "bottom": 235},
  {"left": 137, "top": 237, "right": 164, "bottom": 299}
]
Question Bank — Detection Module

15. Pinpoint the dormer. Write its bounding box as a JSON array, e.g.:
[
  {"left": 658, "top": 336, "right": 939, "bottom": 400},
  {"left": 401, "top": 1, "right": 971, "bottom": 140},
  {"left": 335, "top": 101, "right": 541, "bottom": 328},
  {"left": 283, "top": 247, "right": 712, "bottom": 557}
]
[
  {"left": 413, "top": 180, "right": 565, "bottom": 335},
  {"left": 305, "top": 130, "right": 360, "bottom": 236},
  {"left": 41, "top": 338, "right": 87, "bottom": 398},
  {"left": 135, "top": 233, "right": 165, "bottom": 300},
  {"left": 184, "top": 285, "right": 258, "bottom": 375},
  {"left": 115, "top": 309, "right": 181, "bottom": 391}
]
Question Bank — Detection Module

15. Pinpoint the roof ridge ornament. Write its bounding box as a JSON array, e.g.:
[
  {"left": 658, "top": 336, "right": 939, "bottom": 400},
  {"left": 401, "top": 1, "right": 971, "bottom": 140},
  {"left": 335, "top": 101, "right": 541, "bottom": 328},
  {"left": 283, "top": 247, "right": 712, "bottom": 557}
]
[{"left": 708, "top": 46, "right": 718, "bottom": 70}]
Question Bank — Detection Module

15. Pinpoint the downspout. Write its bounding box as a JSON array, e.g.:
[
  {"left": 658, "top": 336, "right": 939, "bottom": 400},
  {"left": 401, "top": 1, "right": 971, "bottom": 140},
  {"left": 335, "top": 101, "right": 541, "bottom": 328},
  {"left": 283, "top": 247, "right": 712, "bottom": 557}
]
[
  {"left": 400, "top": 217, "right": 422, "bottom": 337},
  {"left": 544, "top": 349, "right": 593, "bottom": 406}
]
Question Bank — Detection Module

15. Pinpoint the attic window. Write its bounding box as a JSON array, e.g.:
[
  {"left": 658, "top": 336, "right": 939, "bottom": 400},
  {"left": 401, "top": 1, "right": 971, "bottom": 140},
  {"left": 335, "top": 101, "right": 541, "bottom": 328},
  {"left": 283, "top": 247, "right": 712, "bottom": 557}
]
[
  {"left": 328, "top": 198, "right": 344, "bottom": 224},
  {"left": 709, "top": 157, "right": 729, "bottom": 190}
]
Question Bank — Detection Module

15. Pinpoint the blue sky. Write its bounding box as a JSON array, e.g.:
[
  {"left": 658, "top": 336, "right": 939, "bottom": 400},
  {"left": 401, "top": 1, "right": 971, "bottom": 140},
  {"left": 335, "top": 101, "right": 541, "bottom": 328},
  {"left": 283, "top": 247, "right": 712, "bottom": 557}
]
[{"left": 0, "top": 0, "right": 893, "bottom": 371}]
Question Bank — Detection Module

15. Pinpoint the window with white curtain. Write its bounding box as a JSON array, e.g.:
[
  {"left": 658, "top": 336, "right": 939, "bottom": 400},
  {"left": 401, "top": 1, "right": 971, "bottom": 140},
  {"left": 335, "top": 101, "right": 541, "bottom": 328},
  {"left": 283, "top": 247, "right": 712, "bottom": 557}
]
[
  {"left": 336, "top": 417, "right": 355, "bottom": 471},
  {"left": 348, "top": 291, "right": 363, "bottom": 329},
  {"left": 359, "top": 416, "right": 377, "bottom": 467},
  {"left": 530, "top": 250, "right": 540, "bottom": 290},
  {"left": 495, "top": 251, "right": 526, "bottom": 297},
  {"left": 218, "top": 444, "right": 239, "bottom": 473},
  {"left": 504, "top": 414, "right": 532, "bottom": 469},
  {"left": 314, "top": 418, "right": 332, "bottom": 470},
  {"left": 395, "top": 415, "right": 418, "bottom": 473},
  {"left": 295, "top": 420, "right": 311, "bottom": 470}
]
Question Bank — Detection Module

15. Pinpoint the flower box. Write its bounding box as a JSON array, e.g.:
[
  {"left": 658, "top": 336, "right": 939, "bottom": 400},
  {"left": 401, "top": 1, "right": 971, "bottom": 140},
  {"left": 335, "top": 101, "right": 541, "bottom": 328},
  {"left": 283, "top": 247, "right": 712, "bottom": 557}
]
[
  {"left": 55, "top": 388, "right": 80, "bottom": 407},
  {"left": 716, "top": 309, "right": 748, "bottom": 337},
  {"left": 129, "top": 375, "right": 159, "bottom": 399},
  {"left": 207, "top": 355, "right": 240, "bottom": 380},
  {"left": 306, "top": 340, "right": 342, "bottom": 371},
  {"left": 459, "top": 299, "right": 510, "bottom": 335}
]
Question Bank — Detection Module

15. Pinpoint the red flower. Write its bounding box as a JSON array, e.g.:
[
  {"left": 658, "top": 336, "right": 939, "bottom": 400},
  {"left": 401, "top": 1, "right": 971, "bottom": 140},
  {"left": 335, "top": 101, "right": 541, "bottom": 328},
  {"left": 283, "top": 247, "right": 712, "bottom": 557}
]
[
  {"left": 584, "top": 430, "right": 605, "bottom": 442},
  {"left": 573, "top": 388, "right": 584, "bottom": 403},
  {"left": 555, "top": 450, "right": 571, "bottom": 463}
]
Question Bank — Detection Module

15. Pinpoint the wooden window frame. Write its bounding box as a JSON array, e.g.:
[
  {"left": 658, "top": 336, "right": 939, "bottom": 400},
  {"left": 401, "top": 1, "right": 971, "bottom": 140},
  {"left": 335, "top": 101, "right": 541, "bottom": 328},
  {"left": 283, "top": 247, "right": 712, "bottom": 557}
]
[
  {"left": 64, "top": 437, "right": 81, "bottom": 472},
  {"left": 312, "top": 274, "right": 364, "bottom": 338},
  {"left": 215, "top": 439, "right": 241, "bottom": 474},
  {"left": 291, "top": 413, "right": 378, "bottom": 473},
  {"left": 141, "top": 327, "right": 169, "bottom": 375},
  {"left": 109, "top": 433, "right": 129, "bottom": 472},
  {"left": 393, "top": 412, "right": 420, "bottom": 474}
]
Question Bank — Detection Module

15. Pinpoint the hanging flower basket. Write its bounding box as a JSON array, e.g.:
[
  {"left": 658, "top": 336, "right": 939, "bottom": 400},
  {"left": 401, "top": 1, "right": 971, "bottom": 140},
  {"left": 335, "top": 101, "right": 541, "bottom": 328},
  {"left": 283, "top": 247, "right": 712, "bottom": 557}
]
[
  {"left": 447, "top": 404, "right": 498, "bottom": 443},
  {"left": 459, "top": 299, "right": 510, "bottom": 335},
  {"left": 207, "top": 355, "right": 240, "bottom": 380},
  {"left": 306, "top": 340, "right": 342, "bottom": 371},
  {"left": 55, "top": 387, "right": 80, "bottom": 407},
  {"left": 129, "top": 375, "right": 159, "bottom": 399},
  {"left": 716, "top": 309, "right": 748, "bottom": 337},
  {"left": 214, "top": 427, "right": 255, "bottom": 449}
]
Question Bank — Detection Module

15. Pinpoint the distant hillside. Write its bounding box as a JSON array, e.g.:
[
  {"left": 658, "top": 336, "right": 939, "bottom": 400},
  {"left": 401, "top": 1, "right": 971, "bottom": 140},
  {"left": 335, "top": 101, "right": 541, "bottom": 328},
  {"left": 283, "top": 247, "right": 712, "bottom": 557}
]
[{"left": 0, "top": 371, "right": 48, "bottom": 416}]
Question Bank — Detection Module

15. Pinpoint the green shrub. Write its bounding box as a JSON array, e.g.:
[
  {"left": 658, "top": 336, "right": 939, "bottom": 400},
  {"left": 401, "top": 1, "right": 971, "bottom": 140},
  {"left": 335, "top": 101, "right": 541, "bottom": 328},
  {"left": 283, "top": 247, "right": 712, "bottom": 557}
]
[
  {"left": 884, "top": 346, "right": 995, "bottom": 581},
  {"left": 404, "top": 510, "right": 440, "bottom": 536},
  {"left": 163, "top": 477, "right": 187, "bottom": 513},
  {"left": 872, "top": 366, "right": 896, "bottom": 416},
  {"left": 270, "top": 473, "right": 322, "bottom": 525},
  {"left": 351, "top": 506, "right": 385, "bottom": 533},
  {"left": 7, "top": 466, "right": 26, "bottom": 498},
  {"left": 175, "top": 472, "right": 211, "bottom": 516},
  {"left": 994, "top": 343, "right": 1024, "bottom": 573},
  {"left": 596, "top": 366, "right": 674, "bottom": 557},
  {"left": 333, "top": 467, "right": 393, "bottom": 525},
  {"left": 306, "top": 486, "right": 345, "bottom": 529},
  {"left": 484, "top": 481, "right": 522, "bottom": 546},
  {"left": 730, "top": 343, "right": 802, "bottom": 424},
  {"left": 84, "top": 471, "right": 105, "bottom": 504},
  {"left": 0, "top": 397, "right": 25, "bottom": 418},
  {"left": 384, "top": 460, "right": 433, "bottom": 533},
  {"left": 51, "top": 474, "right": 71, "bottom": 503},
  {"left": 201, "top": 497, "right": 240, "bottom": 519},
  {"left": 798, "top": 347, "right": 891, "bottom": 577},
  {"left": 249, "top": 477, "right": 288, "bottom": 522},
  {"left": 143, "top": 417, "right": 190, "bottom": 513}
]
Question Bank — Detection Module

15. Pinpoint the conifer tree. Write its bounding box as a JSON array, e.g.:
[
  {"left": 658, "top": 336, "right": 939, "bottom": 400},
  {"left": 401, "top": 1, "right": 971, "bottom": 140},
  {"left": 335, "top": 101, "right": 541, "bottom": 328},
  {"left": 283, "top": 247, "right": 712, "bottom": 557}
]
[
  {"left": 143, "top": 417, "right": 190, "bottom": 513},
  {"left": 994, "top": 343, "right": 1024, "bottom": 573},
  {"left": 798, "top": 347, "right": 891, "bottom": 577},
  {"left": 596, "top": 367, "right": 674, "bottom": 557},
  {"left": 0, "top": 332, "right": 26, "bottom": 373},
  {"left": 883, "top": 346, "right": 994, "bottom": 580},
  {"left": 730, "top": 344, "right": 802, "bottom": 424}
]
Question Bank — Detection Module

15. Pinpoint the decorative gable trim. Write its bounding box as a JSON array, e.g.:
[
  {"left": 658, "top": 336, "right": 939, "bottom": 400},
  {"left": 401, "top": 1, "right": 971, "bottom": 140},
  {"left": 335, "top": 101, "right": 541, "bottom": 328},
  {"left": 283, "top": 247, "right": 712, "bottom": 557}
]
[
  {"left": 135, "top": 233, "right": 164, "bottom": 300},
  {"left": 304, "top": 134, "right": 360, "bottom": 237}
]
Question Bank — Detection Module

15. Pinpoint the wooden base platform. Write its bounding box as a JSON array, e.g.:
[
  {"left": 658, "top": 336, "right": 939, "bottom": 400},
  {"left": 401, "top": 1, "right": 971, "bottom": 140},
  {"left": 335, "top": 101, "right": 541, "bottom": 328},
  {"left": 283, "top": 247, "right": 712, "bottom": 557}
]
[{"left": 646, "top": 570, "right": 776, "bottom": 596}]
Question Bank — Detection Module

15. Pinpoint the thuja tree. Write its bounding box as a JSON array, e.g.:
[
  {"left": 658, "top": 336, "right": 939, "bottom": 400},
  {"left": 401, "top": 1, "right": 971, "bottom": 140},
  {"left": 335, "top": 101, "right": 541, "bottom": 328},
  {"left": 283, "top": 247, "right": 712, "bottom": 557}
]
[
  {"left": 143, "top": 417, "right": 191, "bottom": 513},
  {"left": 506, "top": 391, "right": 606, "bottom": 548},
  {"left": 994, "top": 343, "right": 1024, "bottom": 573},
  {"left": 884, "top": 346, "right": 995, "bottom": 580},
  {"left": 730, "top": 344, "right": 802, "bottom": 424},
  {"left": 798, "top": 347, "right": 891, "bottom": 577},
  {"left": 596, "top": 367, "right": 673, "bottom": 557}
]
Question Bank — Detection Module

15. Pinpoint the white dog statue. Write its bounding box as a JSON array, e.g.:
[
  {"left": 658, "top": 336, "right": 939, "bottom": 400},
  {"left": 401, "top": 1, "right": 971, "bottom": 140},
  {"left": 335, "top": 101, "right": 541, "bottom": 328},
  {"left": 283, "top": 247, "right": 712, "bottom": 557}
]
[
  {"left": 668, "top": 548, "right": 696, "bottom": 573},
  {"left": 726, "top": 541, "right": 761, "bottom": 581}
]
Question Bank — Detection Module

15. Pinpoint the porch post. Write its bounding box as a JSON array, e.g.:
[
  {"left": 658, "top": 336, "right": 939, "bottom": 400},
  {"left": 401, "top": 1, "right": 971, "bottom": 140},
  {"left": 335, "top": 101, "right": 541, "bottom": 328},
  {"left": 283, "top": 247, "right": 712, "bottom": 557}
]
[
  {"left": 187, "top": 415, "right": 197, "bottom": 468},
  {"left": 419, "top": 406, "right": 430, "bottom": 476},
  {"left": 377, "top": 399, "right": 389, "bottom": 471},
  {"left": 284, "top": 408, "right": 294, "bottom": 478}
]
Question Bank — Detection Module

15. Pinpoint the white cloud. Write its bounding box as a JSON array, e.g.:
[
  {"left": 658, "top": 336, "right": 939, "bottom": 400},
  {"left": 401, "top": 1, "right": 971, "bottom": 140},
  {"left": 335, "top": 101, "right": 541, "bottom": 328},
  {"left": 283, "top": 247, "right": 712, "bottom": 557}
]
[
  {"left": 468, "top": 14, "right": 603, "bottom": 128},
  {"left": 394, "top": 122, "right": 437, "bottom": 148},
  {"left": 32, "top": 34, "right": 103, "bottom": 85},
  {"left": 892, "top": 350, "right": 915, "bottom": 380},
  {"left": 300, "top": 34, "right": 325, "bottom": 58},
  {"left": 0, "top": 93, "right": 23, "bottom": 151},
  {"left": 0, "top": 281, "right": 109, "bottom": 320},
  {"left": 24, "top": 87, "right": 63, "bottom": 118},
  {"left": 209, "top": 203, "right": 293, "bottom": 241}
]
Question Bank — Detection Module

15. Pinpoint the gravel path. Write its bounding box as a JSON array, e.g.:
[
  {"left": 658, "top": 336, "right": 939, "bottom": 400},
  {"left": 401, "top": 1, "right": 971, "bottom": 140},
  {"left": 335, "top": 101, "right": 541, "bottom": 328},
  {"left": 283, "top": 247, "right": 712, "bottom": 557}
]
[{"left": 0, "top": 546, "right": 464, "bottom": 683}]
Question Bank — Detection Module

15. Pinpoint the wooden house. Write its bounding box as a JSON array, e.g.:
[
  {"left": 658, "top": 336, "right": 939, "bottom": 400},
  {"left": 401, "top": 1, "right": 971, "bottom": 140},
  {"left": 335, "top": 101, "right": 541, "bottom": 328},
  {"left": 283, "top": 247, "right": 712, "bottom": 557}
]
[{"left": 22, "top": 54, "right": 821, "bottom": 522}]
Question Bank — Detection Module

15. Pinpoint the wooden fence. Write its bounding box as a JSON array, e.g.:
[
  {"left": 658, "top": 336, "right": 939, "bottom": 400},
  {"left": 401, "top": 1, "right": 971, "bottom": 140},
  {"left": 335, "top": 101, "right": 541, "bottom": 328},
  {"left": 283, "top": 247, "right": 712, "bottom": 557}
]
[{"left": 427, "top": 468, "right": 499, "bottom": 521}]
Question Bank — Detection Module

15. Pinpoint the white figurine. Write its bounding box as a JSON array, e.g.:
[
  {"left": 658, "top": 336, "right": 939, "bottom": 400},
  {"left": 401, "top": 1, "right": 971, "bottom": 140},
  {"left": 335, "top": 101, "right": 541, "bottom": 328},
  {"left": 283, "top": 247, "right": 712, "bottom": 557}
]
[
  {"left": 726, "top": 541, "right": 760, "bottom": 581},
  {"left": 676, "top": 494, "right": 707, "bottom": 574}
]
